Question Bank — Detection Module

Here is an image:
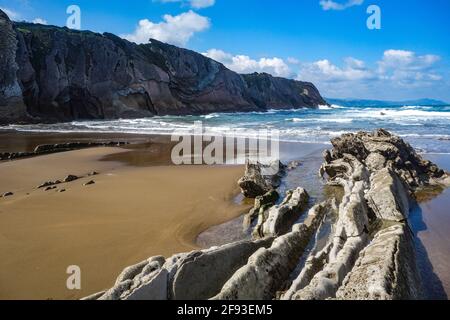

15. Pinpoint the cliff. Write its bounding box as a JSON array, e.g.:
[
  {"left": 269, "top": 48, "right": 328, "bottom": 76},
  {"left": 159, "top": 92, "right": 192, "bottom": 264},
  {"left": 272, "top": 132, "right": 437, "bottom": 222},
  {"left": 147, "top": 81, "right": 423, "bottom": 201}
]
[{"left": 0, "top": 9, "right": 327, "bottom": 124}]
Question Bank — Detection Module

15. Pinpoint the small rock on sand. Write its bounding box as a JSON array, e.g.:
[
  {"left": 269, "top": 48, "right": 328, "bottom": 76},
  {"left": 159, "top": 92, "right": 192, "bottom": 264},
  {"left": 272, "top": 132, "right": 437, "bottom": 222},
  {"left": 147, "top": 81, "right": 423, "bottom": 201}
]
[
  {"left": 1, "top": 192, "right": 14, "bottom": 198},
  {"left": 64, "top": 175, "right": 79, "bottom": 183},
  {"left": 287, "top": 161, "right": 301, "bottom": 171},
  {"left": 38, "top": 181, "right": 55, "bottom": 189},
  {"left": 44, "top": 186, "right": 57, "bottom": 191},
  {"left": 88, "top": 171, "right": 99, "bottom": 176},
  {"left": 84, "top": 180, "right": 95, "bottom": 186},
  {"left": 59, "top": 189, "right": 66, "bottom": 193}
]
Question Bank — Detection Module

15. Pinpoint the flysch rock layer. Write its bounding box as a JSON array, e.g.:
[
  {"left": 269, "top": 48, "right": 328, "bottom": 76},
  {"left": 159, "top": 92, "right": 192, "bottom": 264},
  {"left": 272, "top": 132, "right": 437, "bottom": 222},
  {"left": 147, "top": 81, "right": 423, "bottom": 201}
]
[
  {"left": 85, "top": 238, "right": 274, "bottom": 300},
  {"left": 85, "top": 130, "right": 449, "bottom": 300},
  {"left": 335, "top": 223, "right": 420, "bottom": 300},
  {"left": 260, "top": 187, "right": 309, "bottom": 238},
  {"left": 212, "top": 200, "right": 337, "bottom": 300}
]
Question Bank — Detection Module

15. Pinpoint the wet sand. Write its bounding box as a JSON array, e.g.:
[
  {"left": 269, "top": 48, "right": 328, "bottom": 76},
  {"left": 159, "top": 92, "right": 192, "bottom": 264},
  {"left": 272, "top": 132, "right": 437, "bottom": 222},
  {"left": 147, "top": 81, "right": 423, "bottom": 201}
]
[
  {"left": 0, "top": 143, "right": 249, "bottom": 300},
  {"left": 410, "top": 154, "right": 450, "bottom": 299}
]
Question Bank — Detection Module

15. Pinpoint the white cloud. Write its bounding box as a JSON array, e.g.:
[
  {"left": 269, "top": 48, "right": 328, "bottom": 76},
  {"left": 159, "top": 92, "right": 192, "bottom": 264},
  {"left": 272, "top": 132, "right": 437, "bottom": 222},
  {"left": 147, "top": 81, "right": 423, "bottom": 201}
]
[
  {"left": 297, "top": 49, "right": 444, "bottom": 98},
  {"left": 287, "top": 57, "right": 300, "bottom": 65},
  {"left": 378, "top": 49, "right": 440, "bottom": 73},
  {"left": 299, "top": 58, "right": 373, "bottom": 82},
  {"left": 0, "top": 7, "right": 20, "bottom": 20},
  {"left": 158, "top": 0, "right": 215, "bottom": 9},
  {"left": 122, "top": 10, "right": 210, "bottom": 46},
  {"left": 190, "top": 0, "right": 215, "bottom": 9},
  {"left": 32, "top": 18, "right": 47, "bottom": 25},
  {"left": 203, "top": 49, "right": 292, "bottom": 77},
  {"left": 319, "top": 0, "right": 364, "bottom": 11}
]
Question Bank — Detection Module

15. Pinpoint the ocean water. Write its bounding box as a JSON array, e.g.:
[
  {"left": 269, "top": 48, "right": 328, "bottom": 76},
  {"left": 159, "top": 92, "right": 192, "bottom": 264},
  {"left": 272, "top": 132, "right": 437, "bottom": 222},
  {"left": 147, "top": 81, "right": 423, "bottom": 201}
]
[{"left": 5, "top": 104, "right": 450, "bottom": 154}]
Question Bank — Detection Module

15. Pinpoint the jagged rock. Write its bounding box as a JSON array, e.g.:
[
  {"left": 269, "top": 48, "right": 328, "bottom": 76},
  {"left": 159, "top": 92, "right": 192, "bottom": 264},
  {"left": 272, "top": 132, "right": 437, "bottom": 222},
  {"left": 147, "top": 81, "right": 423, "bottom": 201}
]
[
  {"left": 326, "top": 129, "right": 449, "bottom": 191},
  {"left": 44, "top": 186, "right": 57, "bottom": 191},
  {"left": 365, "top": 168, "right": 411, "bottom": 222},
  {"left": 260, "top": 188, "right": 309, "bottom": 238},
  {"left": 238, "top": 161, "right": 286, "bottom": 198},
  {"left": 243, "top": 190, "right": 279, "bottom": 230},
  {"left": 34, "top": 142, "right": 129, "bottom": 154},
  {"left": 38, "top": 181, "right": 55, "bottom": 189},
  {"left": 336, "top": 223, "right": 421, "bottom": 300},
  {"left": 64, "top": 175, "right": 79, "bottom": 183},
  {"left": 0, "top": 9, "right": 28, "bottom": 124},
  {"left": 93, "top": 238, "right": 274, "bottom": 300},
  {"left": 170, "top": 239, "right": 273, "bottom": 300},
  {"left": 293, "top": 155, "right": 371, "bottom": 300},
  {"left": 0, "top": 10, "right": 326, "bottom": 124},
  {"left": 212, "top": 201, "right": 332, "bottom": 300},
  {"left": 304, "top": 130, "right": 443, "bottom": 300},
  {"left": 287, "top": 161, "right": 301, "bottom": 171},
  {"left": 281, "top": 201, "right": 338, "bottom": 300}
]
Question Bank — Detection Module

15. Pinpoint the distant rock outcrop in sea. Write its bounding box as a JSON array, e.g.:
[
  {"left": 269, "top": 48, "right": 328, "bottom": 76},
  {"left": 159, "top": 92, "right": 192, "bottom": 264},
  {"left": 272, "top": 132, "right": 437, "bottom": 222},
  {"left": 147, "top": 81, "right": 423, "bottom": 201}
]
[{"left": 0, "top": 9, "right": 327, "bottom": 125}]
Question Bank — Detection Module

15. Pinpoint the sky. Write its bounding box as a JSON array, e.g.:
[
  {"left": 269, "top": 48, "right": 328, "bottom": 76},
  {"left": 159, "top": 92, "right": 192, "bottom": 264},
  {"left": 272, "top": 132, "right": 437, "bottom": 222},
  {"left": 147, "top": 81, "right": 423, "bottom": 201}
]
[{"left": 1, "top": 0, "right": 449, "bottom": 102}]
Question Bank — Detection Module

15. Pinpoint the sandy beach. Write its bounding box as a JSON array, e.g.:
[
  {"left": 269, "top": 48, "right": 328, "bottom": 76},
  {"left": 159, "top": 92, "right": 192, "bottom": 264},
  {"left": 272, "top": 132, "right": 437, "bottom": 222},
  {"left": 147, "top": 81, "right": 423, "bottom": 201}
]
[{"left": 0, "top": 137, "right": 250, "bottom": 300}]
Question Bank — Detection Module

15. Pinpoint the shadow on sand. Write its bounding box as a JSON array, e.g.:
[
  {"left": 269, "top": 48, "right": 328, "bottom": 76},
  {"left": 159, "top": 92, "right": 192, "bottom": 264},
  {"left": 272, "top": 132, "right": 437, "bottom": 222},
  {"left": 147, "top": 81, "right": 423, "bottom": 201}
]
[{"left": 409, "top": 204, "right": 448, "bottom": 300}]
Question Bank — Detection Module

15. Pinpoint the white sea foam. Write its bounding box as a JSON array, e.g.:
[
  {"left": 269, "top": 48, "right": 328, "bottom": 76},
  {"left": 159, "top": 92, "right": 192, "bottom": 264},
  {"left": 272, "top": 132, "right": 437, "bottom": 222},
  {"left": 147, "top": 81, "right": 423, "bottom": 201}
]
[{"left": 287, "top": 118, "right": 352, "bottom": 124}]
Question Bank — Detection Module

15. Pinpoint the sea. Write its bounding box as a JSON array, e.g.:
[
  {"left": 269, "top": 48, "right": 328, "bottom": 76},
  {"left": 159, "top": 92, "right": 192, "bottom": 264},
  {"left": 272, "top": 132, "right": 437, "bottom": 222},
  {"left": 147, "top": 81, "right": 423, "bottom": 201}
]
[{"left": 4, "top": 104, "right": 450, "bottom": 154}]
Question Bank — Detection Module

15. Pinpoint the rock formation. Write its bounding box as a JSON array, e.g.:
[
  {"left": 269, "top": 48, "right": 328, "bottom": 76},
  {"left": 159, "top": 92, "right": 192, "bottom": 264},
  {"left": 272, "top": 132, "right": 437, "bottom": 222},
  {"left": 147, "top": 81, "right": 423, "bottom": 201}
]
[
  {"left": 0, "top": 9, "right": 327, "bottom": 124},
  {"left": 84, "top": 238, "right": 274, "bottom": 300},
  {"left": 85, "top": 130, "right": 449, "bottom": 300},
  {"left": 0, "top": 141, "right": 129, "bottom": 161},
  {"left": 256, "top": 187, "right": 309, "bottom": 238},
  {"left": 0, "top": 10, "right": 28, "bottom": 123},
  {"left": 238, "top": 160, "right": 286, "bottom": 198}
]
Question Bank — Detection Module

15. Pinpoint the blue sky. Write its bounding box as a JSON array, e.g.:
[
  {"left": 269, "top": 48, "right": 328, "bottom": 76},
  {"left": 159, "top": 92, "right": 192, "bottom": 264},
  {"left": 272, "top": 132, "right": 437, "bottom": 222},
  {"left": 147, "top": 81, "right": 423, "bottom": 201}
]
[{"left": 1, "top": 0, "right": 449, "bottom": 101}]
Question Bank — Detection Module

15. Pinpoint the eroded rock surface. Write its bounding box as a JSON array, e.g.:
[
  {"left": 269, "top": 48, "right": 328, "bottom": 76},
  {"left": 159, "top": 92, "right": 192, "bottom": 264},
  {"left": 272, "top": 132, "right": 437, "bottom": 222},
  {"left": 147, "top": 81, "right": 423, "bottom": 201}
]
[
  {"left": 90, "top": 238, "right": 274, "bottom": 300},
  {"left": 258, "top": 187, "right": 309, "bottom": 238},
  {"left": 336, "top": 223, "right": 421, "bottom": 300},
  {"left": 213, "top": 200, "right": 335, "bottom": 300},
  {"left": 238, "top": 161, "right": 286, "bottom": 198},
  {"left": 0, "top": 10, "right": 28, "bottom": 124}
]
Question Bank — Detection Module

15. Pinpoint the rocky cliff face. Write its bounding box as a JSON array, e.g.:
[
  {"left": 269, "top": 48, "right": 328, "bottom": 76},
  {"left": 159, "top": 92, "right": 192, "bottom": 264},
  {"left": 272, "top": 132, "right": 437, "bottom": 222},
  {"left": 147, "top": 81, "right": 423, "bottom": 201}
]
[
  {"left": 0, "top": 9, "right": 327, "bottom": 124},
  {"left": 0, "top": 11, "right": 28, "bottom": 124}
]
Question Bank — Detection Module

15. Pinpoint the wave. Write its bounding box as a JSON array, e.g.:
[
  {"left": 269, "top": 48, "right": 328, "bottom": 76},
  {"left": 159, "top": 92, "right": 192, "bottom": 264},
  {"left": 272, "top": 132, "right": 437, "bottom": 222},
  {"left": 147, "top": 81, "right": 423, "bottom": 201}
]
[{"left": 287, "top": 118, "right": 353, "bottom": 124}]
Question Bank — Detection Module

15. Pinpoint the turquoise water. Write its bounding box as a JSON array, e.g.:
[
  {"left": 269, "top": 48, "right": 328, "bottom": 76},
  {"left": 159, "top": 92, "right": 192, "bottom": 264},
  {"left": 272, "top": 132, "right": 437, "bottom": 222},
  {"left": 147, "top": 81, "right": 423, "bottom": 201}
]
[{"left": 5, "top": 104, "right": 450, "bottom": 154}]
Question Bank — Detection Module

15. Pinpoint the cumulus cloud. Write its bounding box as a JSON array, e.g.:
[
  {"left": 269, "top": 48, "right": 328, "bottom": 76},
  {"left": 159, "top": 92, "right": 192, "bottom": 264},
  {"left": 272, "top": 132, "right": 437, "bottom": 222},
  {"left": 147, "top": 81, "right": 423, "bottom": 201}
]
[
  {"left": 203, "top": 49, "right": 292, "bottom": 77},
  {"left": 299, "top": 57, "right": 373, "bottom": 82},
  {"left": 121, "top": 10, "right": 210, "bottom": 46},
  {"left": 297, "top": 49, "right": 444, "bottom": 98},
  {"left": 158, "top": 0, "right": 215, "bottom": 9},
  {"left": 32, "top": 18, "right": 47, "bottom": 25},
  {"left": 0, "top": 7, "right": 20, "bottom": 20},
  {"left": 287, "top": 57, "right": 301, "bottom": 65},
  {"left": 319, "top": 0, "right": 364, "bottom": 11}
]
